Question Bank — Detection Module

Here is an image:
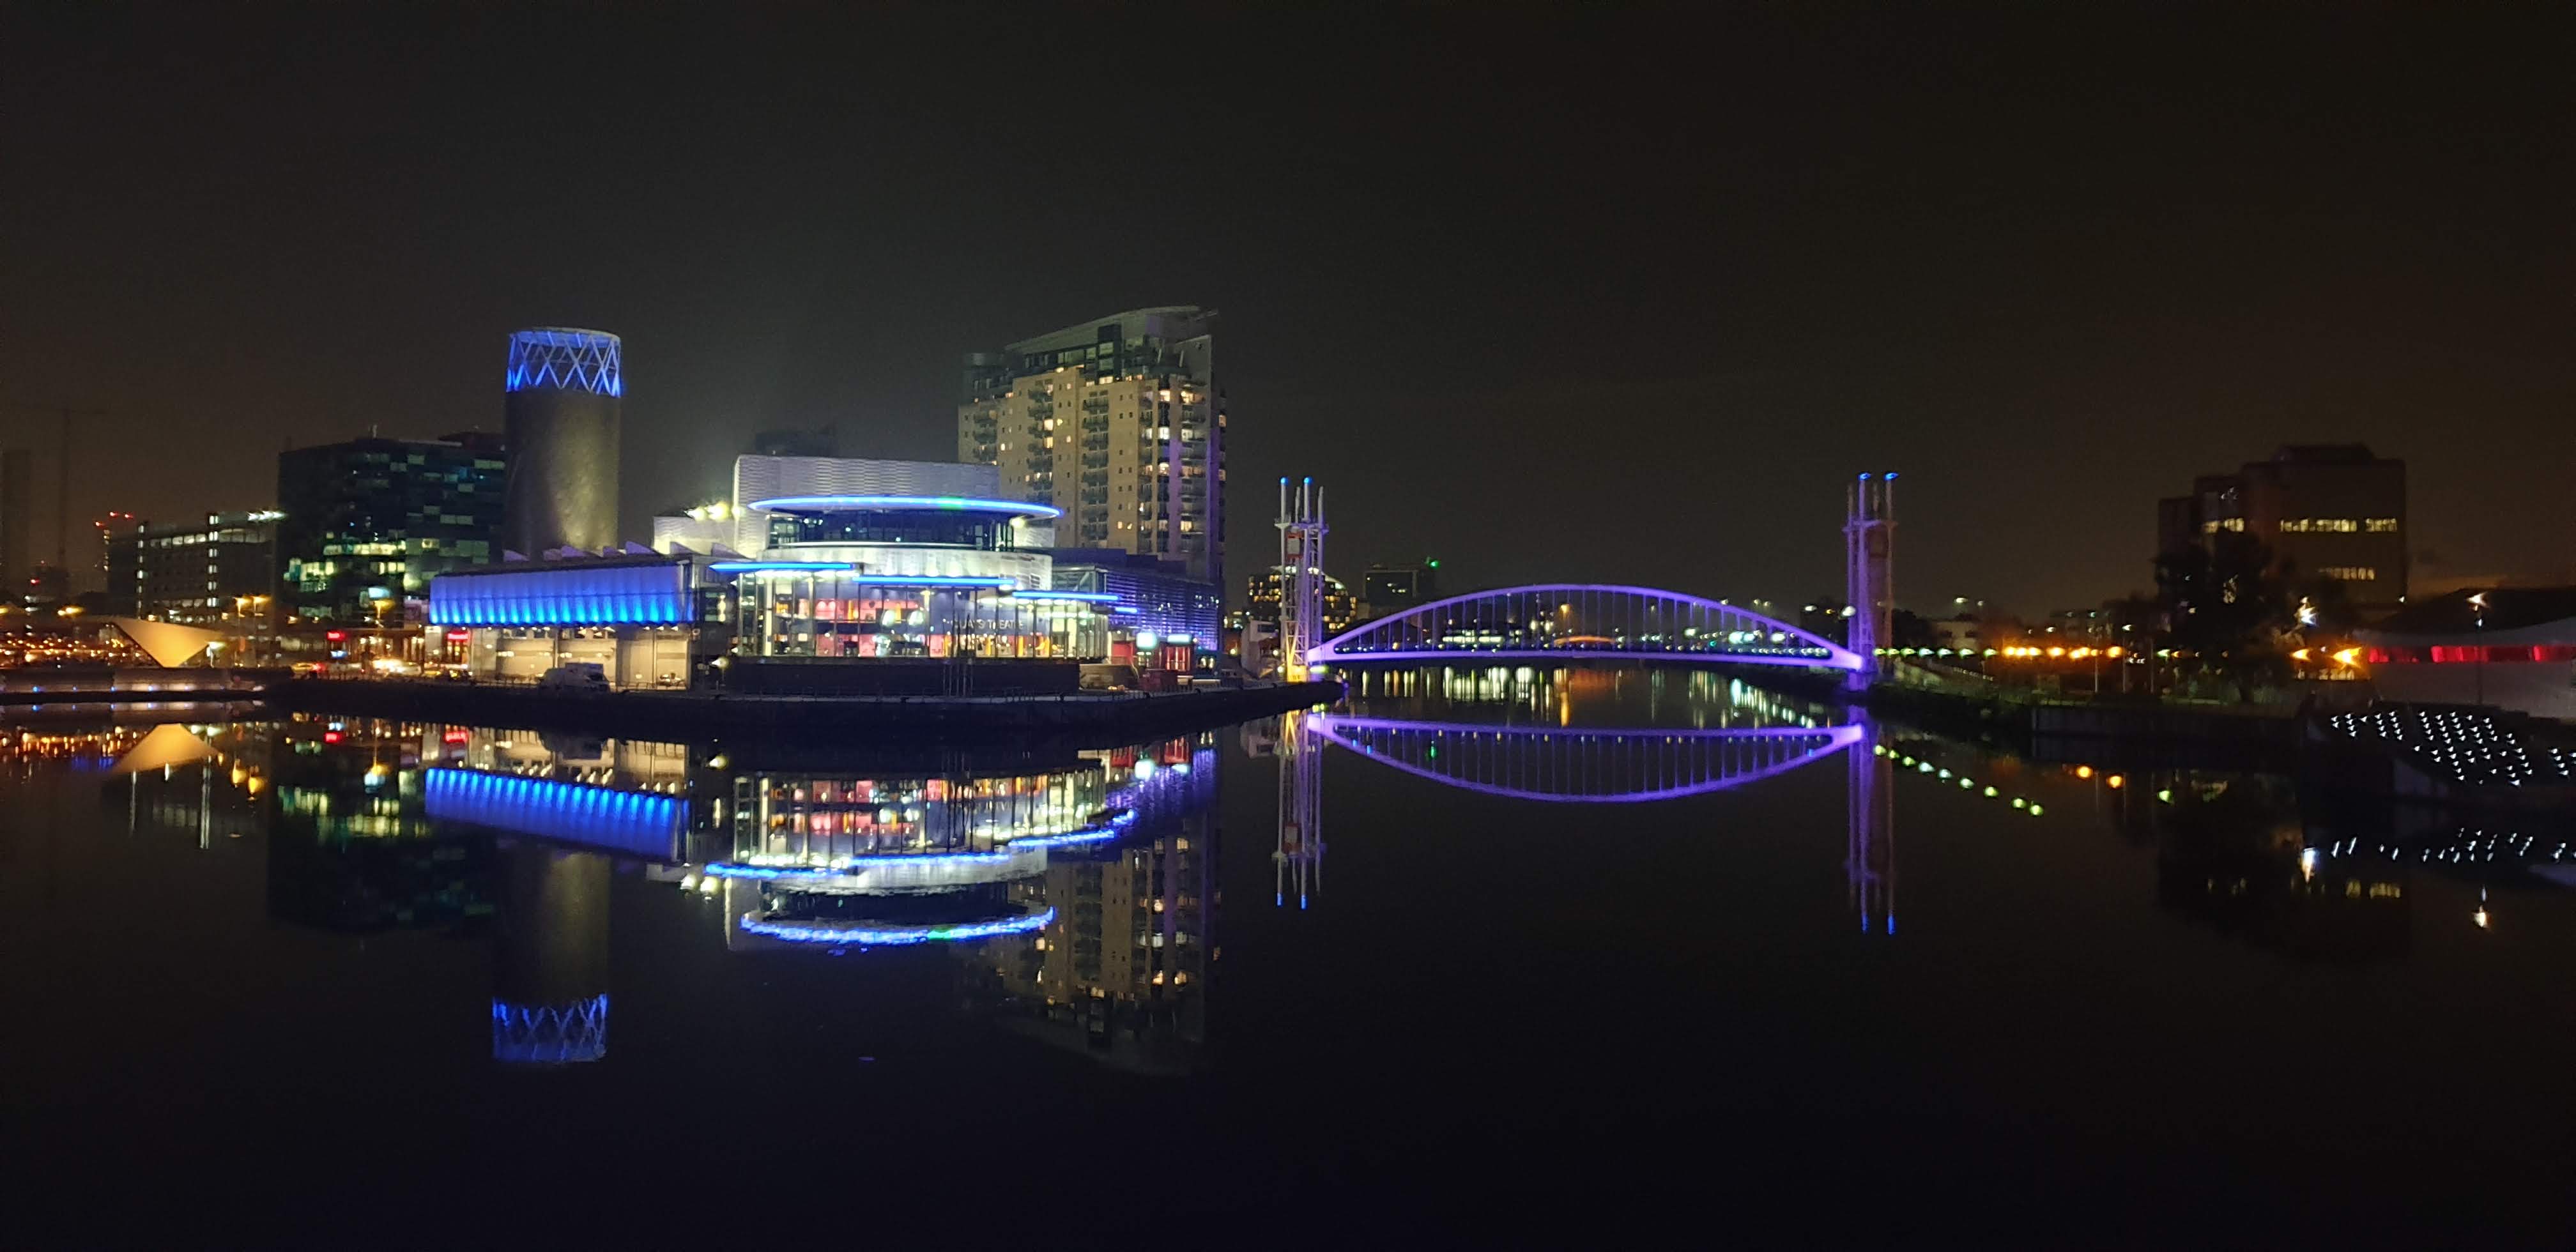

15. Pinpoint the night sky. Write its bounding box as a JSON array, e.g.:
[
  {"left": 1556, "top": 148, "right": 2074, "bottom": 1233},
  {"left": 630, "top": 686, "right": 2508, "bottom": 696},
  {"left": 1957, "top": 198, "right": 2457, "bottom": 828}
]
[{"left": 4, "top": 3, "right": 2568, "bottom": 613}]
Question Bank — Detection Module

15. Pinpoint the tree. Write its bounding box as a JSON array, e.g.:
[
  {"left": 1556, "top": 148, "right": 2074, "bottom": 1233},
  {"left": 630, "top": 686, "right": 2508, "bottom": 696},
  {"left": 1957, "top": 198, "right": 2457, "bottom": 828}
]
[{"left": 2155, "top": 531, "right": 2294, "bottom": 701}]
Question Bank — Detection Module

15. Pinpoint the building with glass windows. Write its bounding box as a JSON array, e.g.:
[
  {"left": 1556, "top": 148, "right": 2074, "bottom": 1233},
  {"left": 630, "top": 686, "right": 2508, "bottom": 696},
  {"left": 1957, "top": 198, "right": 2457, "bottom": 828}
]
[
  {"left": 956, "top": 308, "right": 1224, "bottom": 584},
  {"left": 436, "top": 457, "right": 1123, "bottom": 690},
  {"left": 2156, "top": 444, "right": 2407, "bottom": 612},
  {"left": 278, "top": 432, "right": 508, "bottom": 623},
  {"left": 1047, "top": 547, "right": 1223, "bottom": 650}
]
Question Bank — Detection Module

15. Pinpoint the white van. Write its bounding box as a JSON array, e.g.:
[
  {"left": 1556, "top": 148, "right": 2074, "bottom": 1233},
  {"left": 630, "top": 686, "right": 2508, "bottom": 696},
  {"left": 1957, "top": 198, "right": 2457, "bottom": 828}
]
[{"left": 536, "top": 662, "right": 609, "bottom": 692}]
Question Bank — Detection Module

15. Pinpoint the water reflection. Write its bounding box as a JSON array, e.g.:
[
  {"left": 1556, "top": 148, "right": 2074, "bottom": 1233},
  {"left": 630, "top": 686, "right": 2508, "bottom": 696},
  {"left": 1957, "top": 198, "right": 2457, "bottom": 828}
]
[
  {"left": 12, "top": 670, "right": 2574, "bottom": 1080},
  {"left": 26, "top": 714, "right": 1227, "bottom": 1069}
]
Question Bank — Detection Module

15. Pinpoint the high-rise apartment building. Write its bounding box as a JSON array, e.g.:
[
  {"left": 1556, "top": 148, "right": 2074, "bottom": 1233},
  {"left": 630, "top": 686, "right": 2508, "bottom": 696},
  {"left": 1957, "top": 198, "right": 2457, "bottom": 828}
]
[
  {"left": 958, "top": 308, "right": 1223, "bottom": 584},
  {"left": 277, "top": 432, "right": 508, "bottom": 623},
  {"left": 2157, "top": 444, "right": 2407, "bottom": 610}
]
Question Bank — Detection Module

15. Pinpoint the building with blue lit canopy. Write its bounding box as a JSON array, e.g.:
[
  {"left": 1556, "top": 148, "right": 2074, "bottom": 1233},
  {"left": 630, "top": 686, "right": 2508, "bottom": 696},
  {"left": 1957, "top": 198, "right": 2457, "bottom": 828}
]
[{"left": 430, "top": 457, "right": 1117, "bottom": 689}]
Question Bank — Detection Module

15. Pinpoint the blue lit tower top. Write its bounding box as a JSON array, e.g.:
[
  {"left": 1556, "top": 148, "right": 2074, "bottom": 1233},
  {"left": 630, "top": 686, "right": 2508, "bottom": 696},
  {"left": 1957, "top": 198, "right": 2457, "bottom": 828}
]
[
  {"left": 506, "top": 328, "right": 622, "bottom": 397},
  {"left": 503, "top": 326, "right": 624, "bottom": 554}
]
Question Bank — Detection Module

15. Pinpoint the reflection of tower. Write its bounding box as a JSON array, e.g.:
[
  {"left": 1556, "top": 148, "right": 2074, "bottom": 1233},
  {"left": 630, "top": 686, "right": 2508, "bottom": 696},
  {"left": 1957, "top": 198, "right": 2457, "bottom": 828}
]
[
  {"left": 493, "top": 843, "right": 611, "bottom": 1064},
  {"left": 1275, "top": 710, "right": 1323, "bottom": 908},
  {"left": 1276, "top": 476, "right": 1328, "bottom": 680},
  {"left": 1845, "top": 472, "right": 1896, "bottom": 691},
  {"left": 503, "top": 327, "right": 623, "bottom": 555},
  {"left": 1846, "top": 721, "right": 1894, "bottom": 935}
]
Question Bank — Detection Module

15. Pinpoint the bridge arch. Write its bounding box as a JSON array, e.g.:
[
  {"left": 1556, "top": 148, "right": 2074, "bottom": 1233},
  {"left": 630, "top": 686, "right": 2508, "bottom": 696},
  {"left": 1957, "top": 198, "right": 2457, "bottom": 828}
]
[{"left": 1307, "top": 584, "right": 1864, "bottom": 670}]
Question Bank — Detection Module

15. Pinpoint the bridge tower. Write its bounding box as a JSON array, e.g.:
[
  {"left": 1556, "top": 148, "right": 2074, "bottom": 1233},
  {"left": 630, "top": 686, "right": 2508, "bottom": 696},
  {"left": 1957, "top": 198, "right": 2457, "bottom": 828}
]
[
  {"left": 1847, "top": 722, "right": 1895, "bottom": 935},
  {"left": 1276, "top": 476, "right": 1329, "bottom": 681},
  {"left": 1845, "top": 473, "right": 1896, "bottom": 691},
  {"left": 1273, "top": 710, "right": 1324, "bottom": 908}
]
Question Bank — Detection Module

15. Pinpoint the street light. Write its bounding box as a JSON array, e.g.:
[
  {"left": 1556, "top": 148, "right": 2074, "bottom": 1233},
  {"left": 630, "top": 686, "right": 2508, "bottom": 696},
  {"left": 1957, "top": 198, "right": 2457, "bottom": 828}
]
[{"left": 2468, "top": 592, "right": 2489, "bottom": 706}]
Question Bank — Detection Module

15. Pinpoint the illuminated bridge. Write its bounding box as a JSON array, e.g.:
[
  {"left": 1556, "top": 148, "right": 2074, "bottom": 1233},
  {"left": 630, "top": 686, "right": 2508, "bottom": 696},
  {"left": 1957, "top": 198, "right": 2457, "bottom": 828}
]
[
  {"left": 1305, "top": 715, "right": 1865, "bottom": 803},
  {"left": 1306, "top": 584, "right": 1864, "bottom": 671}
]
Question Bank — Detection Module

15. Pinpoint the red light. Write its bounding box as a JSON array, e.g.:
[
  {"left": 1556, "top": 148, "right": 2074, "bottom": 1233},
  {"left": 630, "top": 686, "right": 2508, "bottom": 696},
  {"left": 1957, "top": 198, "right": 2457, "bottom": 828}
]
[
  {"left": 441, "top": 728, "right": 470, "bottom": 744},
  {"left": 322, "top": 731, "right": 342, "bottom": 744},
  {"left": 325, "top": 630, "right": 346, "bottom": 641},
  {"left": 445, "top": 630, "right": 471, "bottom": 642}
]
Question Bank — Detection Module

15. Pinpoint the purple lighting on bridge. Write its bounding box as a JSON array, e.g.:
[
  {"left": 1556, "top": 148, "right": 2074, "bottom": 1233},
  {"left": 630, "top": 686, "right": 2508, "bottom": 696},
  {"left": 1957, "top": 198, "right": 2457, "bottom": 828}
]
[
  {"left": 1305, "top": 583, "right": 1867, "bottom": 671},
  {"left": 1306, "top": 716, "right": 1866, "bottom": 804}
]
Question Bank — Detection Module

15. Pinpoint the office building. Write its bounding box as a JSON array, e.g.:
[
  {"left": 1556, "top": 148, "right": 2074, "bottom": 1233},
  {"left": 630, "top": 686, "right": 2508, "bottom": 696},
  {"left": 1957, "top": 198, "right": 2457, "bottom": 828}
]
[
  {"left": 277, "top": 432, "right": 507, "bottom": 623},
  {"left": 958, "top": 307, "right": 1224, "bottom": 584},
  {"left": 503, "top": 327, "right": 623, "bottom": 556},
  {"left": 0, "top": 447, "right": 29, "bottom": 596},
  {"left": 130, "top": 510, "right": 280, "bottom": 626},
  {"left": 95, "top": 512, "right": 140, "bottom": 615},
  {"left": 1048, "top": 547, "right": 1224, "bottom": 648},
  {"left": 2157, "top": 445, "right": 2407, "bottom": 609},
  {"left": 1362, "top": 561, "right": 1440, "bottom": 616},
  {"left": 1246, "top": 566, "right": 1357, "bottom": 636}
]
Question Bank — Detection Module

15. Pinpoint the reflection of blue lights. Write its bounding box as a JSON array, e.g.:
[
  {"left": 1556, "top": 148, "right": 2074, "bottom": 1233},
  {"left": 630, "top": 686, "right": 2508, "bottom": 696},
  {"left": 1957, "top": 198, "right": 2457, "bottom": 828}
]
[
  {"left": 699, "top": 825, "right": 1121, "bottom": 880},
  {"left": 745, "top": 495, "right": 1063, "bottom": 519},
  {"left": 1013, "top": 590, "right": 1120, "bottom": 603},
  {"left": 492, "top": 994, "right": 608, "bottom": 1064},
  {"left": 425, "top": 768, "right": 683, "bottom": 857},
  {"left": 428, "top": 561, "right": 693, "bottom": 626},
  {"left": 1013, "top": 825, "right": 1121, "bottom": 848},
  {"left": 739, "top": 907, "right": 1056, "bottom": 946}
]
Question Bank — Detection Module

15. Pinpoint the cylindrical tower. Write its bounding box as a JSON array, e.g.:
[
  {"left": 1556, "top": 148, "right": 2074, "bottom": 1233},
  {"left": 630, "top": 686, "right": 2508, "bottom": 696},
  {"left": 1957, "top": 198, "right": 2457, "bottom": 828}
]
[
  {"left": 503, "top": 327, "right": 622, "bottom": 555},
  {"left": 492, "top": 844, "right": 613, "bottom": 1064}
]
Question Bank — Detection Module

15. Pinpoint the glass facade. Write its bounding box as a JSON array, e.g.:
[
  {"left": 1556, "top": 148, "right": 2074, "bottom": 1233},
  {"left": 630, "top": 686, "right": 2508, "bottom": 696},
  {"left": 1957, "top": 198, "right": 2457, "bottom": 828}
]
[
  {"left": 738, "top": 570, "right": 1101, "bottom": 659},
  {"left": 277, "top": 433, "right": 507, "bottom": 623},
  {"left": 767, "top": 508, "right": 1022, "bottom": 550}
]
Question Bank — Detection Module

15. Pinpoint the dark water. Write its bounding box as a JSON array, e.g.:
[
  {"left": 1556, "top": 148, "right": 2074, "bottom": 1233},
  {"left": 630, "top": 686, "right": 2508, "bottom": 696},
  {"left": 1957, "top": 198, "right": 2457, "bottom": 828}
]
[{"left": 5, "top": 668, "right": 2573, "bottom": 1246}]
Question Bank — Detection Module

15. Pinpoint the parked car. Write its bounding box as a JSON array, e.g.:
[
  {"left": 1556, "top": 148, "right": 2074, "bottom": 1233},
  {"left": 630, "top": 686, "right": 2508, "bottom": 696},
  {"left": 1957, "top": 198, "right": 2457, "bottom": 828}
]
[{"left": 536, "top": 662, "right": 609, "bottom": 692}]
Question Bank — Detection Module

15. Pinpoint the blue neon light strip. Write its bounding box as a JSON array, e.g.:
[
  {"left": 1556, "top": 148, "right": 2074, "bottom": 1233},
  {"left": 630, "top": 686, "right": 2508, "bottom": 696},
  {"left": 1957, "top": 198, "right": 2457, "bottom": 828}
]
[
  {"left": 427, "top": 561, "right": 693, "bottom": 627},
  {"left": 424, "top": 768, "right": 684, "bottom": 858},
  {"left": 698, "top": 825, "right": 1121, "bottom": 882},
  {"left": 709, "top": 566, "right": 1016, "bottom": 590},
  {"left": 739, "top": 907, "right": 1057, "bottom": 946},
  {"left": 1013, "top": 590, "right": 1121, "bottom": 604},
  {"left": 744, "top": 494, "right": 1064, "bottom": 519}
]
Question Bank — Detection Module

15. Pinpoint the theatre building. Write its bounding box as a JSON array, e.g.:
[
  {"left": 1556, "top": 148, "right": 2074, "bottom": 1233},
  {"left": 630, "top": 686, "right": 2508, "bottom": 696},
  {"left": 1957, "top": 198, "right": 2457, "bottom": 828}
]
[
  {"left": 2357, "top": 588, "right": 2576, "bottom": 721},
  {"left": 428, "top": 458, "right": 1114, "bottom": 693}
]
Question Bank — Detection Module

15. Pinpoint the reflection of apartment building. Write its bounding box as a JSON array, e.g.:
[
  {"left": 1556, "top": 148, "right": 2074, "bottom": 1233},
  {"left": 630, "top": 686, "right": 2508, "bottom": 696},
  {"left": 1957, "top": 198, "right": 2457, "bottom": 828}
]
[
  {"left": 971, "top": 740, "right": 1216, "bottom": 1073},
  {"left": 2156, "top": 445, "right": 2407, "bottom": 609}
]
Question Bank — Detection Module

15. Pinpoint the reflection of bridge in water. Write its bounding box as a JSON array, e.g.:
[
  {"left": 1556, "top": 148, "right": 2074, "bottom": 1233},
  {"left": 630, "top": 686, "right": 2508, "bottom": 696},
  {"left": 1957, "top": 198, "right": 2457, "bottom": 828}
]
[
  {"left": 1271, "top": 703, "right": 1896, "bottom": 933},
  {"left": 1308, "top": 715, "right": 1864, "bottom": 804}
]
